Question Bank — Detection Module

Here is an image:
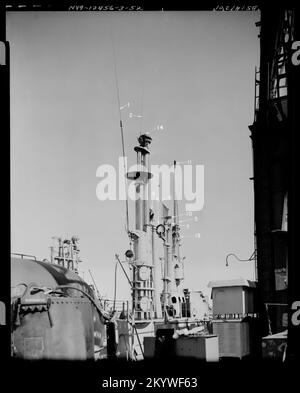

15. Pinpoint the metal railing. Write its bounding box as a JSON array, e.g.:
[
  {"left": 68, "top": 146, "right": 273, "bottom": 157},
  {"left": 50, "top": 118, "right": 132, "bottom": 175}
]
[
  {"left": 102, "top": 299, "right": 131, "bottom": 316},
  {"left": 11, "top": 253, "right": 37, "bottom": 261}
]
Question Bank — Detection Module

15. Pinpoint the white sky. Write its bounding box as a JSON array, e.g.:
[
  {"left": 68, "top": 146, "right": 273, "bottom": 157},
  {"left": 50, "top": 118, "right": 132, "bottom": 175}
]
[{"left": 8, "top": 11, "right": 260, "bottom": 300}]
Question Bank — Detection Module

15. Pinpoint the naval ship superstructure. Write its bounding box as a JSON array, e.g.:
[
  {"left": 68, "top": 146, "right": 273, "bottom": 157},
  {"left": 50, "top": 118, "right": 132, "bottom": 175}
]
[
  {"left": 111, "top": 132, "right": 212, "bottom": 360},
  {"left": 10, "top": 132, "right": 211, "bottom": 361}
]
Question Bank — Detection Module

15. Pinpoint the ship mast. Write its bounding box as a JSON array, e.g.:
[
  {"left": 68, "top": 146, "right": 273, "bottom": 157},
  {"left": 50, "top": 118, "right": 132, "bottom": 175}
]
[
  {"left": 172, "top": 161, "right": 184, "bottom": 289},
  {"left": 126, "top": 134, "right": 157, "bottom": 321},
  {"left": 50, "top": 236, "right": 81, "bottom": 274},
  {"left": 156, "top": 161, "right": 186, "bottom": 321}
]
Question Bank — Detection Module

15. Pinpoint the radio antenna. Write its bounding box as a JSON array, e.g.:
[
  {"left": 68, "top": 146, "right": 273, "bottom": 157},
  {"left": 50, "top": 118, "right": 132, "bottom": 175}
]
[{"left": 111, "top": 31, "right": 130, "bottom": 233}]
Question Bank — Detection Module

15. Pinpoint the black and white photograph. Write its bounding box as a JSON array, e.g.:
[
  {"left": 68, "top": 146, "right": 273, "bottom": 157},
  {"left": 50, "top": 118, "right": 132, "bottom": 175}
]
[{"left": 2, "top": 1, "right": 300, "bottom": 389}]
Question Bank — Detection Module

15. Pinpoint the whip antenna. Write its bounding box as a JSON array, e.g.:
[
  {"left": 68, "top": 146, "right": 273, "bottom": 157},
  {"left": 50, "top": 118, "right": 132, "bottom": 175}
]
[{"left": 111, "top": 32, "right": 130, "bottom": 233}]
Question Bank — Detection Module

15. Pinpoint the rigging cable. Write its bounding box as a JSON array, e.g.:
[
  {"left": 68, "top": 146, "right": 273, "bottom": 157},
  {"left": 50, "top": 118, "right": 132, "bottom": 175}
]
[
  {"left": 113, "top": 254, "right": 133, "bottom": 312},
  {"left": 88, "top": 269, "right": 101, "bottom": 300},
  {"left": 113, "top": 258, "right": 118, "bottom": 311},
  {"left": 54, "top": 285, "right": 111, "bottom": 321},
  {"left": 111, "top": 31, "right": 130, "bottom": 233}
]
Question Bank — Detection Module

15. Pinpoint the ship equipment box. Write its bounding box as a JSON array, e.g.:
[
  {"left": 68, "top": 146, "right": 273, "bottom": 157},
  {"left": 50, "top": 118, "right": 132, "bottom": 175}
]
[
  {"left": 208, "top": 279, "right": 257, "bottom": 358},
  {"left": 207, "top": 278, "right": 256, "bottom": 316},
  {"left": 144, "top": 334, "right": 219, "bottom": 361},
  {"left": 174, "top": 335, "right": 219, "bottom": 361},
  {"left": 212, "top": 319, "right": 250, "bottom": 358}
]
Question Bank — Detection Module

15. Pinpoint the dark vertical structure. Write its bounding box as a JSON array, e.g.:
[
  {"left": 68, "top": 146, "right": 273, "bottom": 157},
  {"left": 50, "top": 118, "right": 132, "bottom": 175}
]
[
  {"left": 249, "top": 7, "right": 300, "bottom": 359},
  {"left": 0, "top": 4, "right": 10, "bottom": 359},
  {"left": 287, "top": 8, "right": 300, "bottom": 361}
]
